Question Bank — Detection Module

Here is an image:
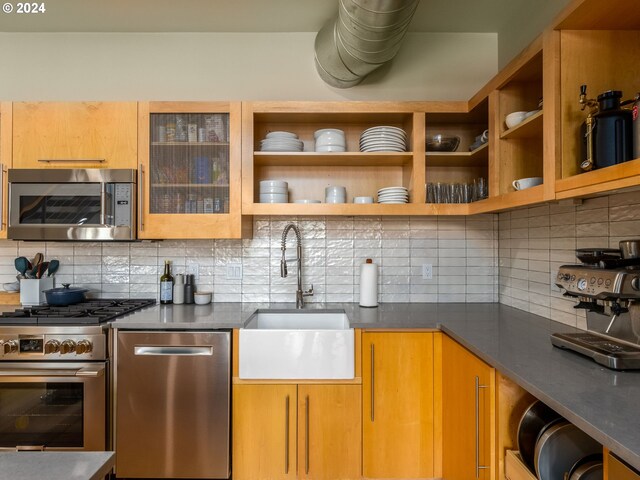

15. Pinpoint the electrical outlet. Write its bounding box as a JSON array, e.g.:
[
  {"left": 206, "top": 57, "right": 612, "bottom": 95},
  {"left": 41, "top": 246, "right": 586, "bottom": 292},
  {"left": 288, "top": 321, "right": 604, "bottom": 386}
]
[
  {"left": 186, "top": 263, "right": 199, "bottom": 280},
  {"left": 422, "top": 263, "right": 433, "bottom": 280},
  {"left": 226, "top": 263, "right": 243, "bottom": 280}
]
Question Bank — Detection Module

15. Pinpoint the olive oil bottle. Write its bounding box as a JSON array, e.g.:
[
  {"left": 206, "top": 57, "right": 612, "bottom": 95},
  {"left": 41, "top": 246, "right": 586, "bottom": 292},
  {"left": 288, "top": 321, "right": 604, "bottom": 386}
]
[{"left": 160, "top": 260, "right": 174, "bottom": 304}]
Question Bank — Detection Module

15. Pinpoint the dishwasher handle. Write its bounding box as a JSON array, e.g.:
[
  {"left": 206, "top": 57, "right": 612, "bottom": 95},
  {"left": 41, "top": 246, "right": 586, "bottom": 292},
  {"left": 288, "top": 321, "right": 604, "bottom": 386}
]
[{"left": 134, "top": 346, "right": 214, "bottom": 356}]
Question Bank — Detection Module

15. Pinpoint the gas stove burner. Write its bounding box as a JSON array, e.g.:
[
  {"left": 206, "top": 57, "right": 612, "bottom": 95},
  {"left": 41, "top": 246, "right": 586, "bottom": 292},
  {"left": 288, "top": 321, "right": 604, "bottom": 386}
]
[
  {"left": 0, "top": 298, "right": 156, "bottom": 326},
  {"left": 551, "top": 332, "right": 640, "bottom": 370}
]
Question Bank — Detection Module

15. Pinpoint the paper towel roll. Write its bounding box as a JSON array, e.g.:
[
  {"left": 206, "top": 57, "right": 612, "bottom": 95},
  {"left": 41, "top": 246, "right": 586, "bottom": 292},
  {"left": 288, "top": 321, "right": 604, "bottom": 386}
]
[{"left": 359, "top": 259, "right": 378, "bottom": 308}]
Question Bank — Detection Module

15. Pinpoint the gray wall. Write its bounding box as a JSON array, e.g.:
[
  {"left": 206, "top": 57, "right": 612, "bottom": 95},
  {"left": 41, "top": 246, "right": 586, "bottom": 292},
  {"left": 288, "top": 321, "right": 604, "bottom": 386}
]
[{"left": 0, "top": 32, "right": 497, "bottom": 101}]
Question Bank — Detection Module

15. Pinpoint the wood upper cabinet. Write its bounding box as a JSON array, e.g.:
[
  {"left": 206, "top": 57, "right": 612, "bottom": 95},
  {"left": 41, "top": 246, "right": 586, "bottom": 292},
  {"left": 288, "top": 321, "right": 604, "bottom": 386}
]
[
  {"left": 12, "top": 102, "right": 137, "bottom": 169},
  {"left": 233, "top": 384, "right": 361, "bottom": 480},
  {"left": 138, "top": 101, "right": 247, "bottom": 239},
  {"left": 232, "top": 384, "right": 297, "bottom": 480},
  {"left": 298, "top": 385, "right": 361, "bottom": 480},
  {"left": 441, "top": 334, "right": 495, "bottom": 480},
  {"left": 362, "top": 332, "right": 436, "bottom": 479},
  {"left": 0, "top": 103, "right": 11, "bottom": 238}
]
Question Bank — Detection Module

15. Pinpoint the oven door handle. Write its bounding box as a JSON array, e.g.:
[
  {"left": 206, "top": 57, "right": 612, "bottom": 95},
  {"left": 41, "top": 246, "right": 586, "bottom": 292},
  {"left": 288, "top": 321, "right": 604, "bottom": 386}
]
[{"left": 0, "top": 365, "right": 105, "bottom": 378}]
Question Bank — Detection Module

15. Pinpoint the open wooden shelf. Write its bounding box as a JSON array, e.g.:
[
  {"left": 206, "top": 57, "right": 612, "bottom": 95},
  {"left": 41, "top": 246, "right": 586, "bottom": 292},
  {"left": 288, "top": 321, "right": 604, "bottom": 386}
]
[
  {"left": 426, "top": 143, "right": 488, "bottom": 167},
  {"left": 151, "top": 184, "right": 230, "bottom": 188},
  {"left": 254, "top": 151, "right": 413, "bottom": 167},
  {"left": 555, "top": 157, "right": 640, "bottom": 199},
  {"left": 243, "top": 202, "right": 475, "bottom": 216},
  {"left": 151, "top": 142, "right": 229, "bottom": 146},
  {"left": 474, "top": 184, "right": 546, "bottom": 213},
  {"left": 500, "top": 111, "right": 543, "bottom": 140}
]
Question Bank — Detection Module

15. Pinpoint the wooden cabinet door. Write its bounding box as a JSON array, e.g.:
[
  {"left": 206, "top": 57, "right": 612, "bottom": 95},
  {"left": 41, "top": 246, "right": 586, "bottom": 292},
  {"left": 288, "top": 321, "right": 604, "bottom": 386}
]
[
  {"left": 298, "top": 385, "right": 361, "bottom": 480},
  {"left": 232, "top": 384, "right": 297, "bottom": 480},
  {"left": 0, "top": 102, "right": 11, "bottom": 238},
  {"left": 12, "top": 102, "right": 137, "bottom": 169},
  {"left": 138, "top": 101, "right": 246, "bottom": 239},
  {"left": 607, "top": 451, "right": 640, "bottom": 480},
  {"left": 362, "top": 332, "right": 436, "bottom": 478},
  {"left": 441, "top": 335, "right": 495, "bottom": 480}
]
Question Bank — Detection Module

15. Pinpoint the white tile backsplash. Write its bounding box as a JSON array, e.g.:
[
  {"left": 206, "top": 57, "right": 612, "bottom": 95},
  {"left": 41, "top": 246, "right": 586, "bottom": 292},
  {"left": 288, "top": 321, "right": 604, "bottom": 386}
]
[
  {"left": 498, "top": 190, "right": 640, "bottom": 326},
  {"left": 0, "top": 216, "right": 499, "bottom": 304}
]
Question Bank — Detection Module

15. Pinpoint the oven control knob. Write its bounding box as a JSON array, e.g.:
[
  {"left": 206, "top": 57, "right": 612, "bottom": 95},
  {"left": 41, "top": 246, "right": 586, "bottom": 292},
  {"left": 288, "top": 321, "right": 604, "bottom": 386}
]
[
  {"left": 75, "top": 340, "right": 93, "bottom": 355},
  {"left": 60, "top": 340, "right": 77, "bottom": 355},
  {"left": 3, "top": 340, "right": 18, "bottom": 355},
  {"left": 632, "top": 277, "right": 640, "bottom": 291},
  {"left": 44, "top": 340, "right": 61, "bottom": 354}
]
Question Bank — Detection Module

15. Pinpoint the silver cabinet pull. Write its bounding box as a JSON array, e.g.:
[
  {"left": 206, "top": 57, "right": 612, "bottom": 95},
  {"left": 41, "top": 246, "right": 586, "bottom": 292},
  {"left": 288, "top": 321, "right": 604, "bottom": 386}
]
[
  {"left": 16, "top": 445, "right": 45, "bottom": 451},
  {"left": 134, "top": 346, "right": 213, "bottom": 356},
  {"left": 305, "top": 395, "right": 310, "bottom": 475},
  {"left": 475, "top": 375, "right": 489, "bottom": 479},
  {"left": 0, "top": 162, "right": 4, "bottom": 229},
  {"left": 37, "top": 159, "right": 106, "bottom": 163},
  {"left": 370, "top": 343, "right": 375, "bottom": 422},
  {"left": 138, "top": 164, "right": 144, "bottom": 231},
  {"left": 284, "top": 395, "right": 290, "bottom": 474}
]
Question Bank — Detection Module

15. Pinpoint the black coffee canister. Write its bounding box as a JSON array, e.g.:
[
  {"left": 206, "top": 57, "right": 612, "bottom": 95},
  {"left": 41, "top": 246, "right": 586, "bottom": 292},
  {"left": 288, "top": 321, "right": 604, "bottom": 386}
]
[{"left": 582, "top": 90, "right": 634, "bottom": 169}]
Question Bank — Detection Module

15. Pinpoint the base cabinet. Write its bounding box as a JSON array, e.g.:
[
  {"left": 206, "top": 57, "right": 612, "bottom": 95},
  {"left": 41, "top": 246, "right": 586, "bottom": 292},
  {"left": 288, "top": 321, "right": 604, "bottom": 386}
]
[
  {"left": 362, "top": 332, "right": 436, "bottom": 478},
  {"left": 233, "top": 384, "right": 361, "bottom": 480},
  {"left": 441, "top": 334, "right": 495, "bottom": 480}
]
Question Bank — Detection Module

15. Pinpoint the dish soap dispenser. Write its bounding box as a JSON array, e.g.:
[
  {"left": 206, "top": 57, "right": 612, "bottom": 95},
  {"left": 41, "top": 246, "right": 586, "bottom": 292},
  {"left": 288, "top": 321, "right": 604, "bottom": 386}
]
[{"left": 359, "top": 258, "right": 378, "bottom": 308}]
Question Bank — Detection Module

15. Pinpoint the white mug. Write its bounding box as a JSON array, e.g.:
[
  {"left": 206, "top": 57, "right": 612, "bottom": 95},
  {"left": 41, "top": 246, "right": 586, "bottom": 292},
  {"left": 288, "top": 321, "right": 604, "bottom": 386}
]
[{"left": 512, "top": 177, "right": 543, "bottom": 191}]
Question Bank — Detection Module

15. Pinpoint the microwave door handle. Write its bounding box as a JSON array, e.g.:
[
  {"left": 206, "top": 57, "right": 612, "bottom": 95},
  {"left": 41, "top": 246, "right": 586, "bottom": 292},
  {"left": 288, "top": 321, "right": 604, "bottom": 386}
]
[
  {"left": 100, "top": 183, "right": 106, "bottom": 225},
  {"left": 0, "top": 366, "right": 105, "bottom": 378}
]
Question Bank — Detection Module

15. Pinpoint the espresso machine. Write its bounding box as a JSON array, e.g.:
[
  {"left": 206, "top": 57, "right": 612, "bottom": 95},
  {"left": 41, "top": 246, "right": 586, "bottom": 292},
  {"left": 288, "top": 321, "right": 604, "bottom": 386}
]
[{"left": 551, "top": 242, "right": 640, "bottom": 370}]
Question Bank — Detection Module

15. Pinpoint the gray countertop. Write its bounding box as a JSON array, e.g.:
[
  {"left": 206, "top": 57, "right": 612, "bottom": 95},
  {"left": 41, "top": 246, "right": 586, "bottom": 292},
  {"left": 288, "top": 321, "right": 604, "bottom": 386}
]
[
  {"left": 111, "top": 301, "right": 640, "bottom": 470},
  {"left": 0, "top": 451, "right": 115, "bottom": 480}
]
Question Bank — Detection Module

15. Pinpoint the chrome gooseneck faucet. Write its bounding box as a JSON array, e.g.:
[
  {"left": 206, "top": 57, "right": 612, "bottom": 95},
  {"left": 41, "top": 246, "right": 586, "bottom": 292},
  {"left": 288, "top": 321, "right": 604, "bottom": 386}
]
[{"left": 281, "top": 223, "right": 313, "bottom": 308}]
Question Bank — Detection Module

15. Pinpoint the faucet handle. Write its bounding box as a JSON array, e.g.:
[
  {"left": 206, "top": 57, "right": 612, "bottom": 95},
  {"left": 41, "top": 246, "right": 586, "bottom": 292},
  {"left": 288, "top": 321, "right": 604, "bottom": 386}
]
[{"left": 304, "top": 284, "right": 314, "bottom": 297}]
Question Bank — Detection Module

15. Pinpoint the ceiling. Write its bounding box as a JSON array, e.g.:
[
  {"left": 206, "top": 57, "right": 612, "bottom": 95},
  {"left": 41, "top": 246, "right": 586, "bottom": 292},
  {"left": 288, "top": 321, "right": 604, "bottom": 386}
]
[{"left": 0, "top": 0, "right": 548, "bottom": 33}]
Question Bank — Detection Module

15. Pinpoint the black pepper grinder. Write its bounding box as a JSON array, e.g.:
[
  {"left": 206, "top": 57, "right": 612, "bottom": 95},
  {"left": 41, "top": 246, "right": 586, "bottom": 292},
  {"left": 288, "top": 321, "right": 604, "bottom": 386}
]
[{"left": 184, "top": 274, "right": 195, "bottom": 304}]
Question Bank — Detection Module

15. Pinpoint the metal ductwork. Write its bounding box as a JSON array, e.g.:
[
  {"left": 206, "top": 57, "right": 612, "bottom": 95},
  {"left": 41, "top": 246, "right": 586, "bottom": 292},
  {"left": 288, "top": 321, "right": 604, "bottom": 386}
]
[{"left": 315, "top": 0, "right": 419, "bottom": 88}]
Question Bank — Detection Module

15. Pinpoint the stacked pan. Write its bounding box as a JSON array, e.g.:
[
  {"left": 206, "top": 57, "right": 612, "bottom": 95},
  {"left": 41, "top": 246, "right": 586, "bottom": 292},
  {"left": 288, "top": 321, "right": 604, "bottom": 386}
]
[
  {"left": 315, "top": 0, "right": 419, "bottom": 88},
  {"left": 517, "top": 400, "right": 603, "bottom": 480}
]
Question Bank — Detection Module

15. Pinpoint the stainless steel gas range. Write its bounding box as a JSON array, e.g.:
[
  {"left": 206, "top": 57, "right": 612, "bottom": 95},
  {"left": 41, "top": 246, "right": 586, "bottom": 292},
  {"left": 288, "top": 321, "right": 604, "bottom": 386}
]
[{"left": 0, "top": 299, "right": 154, "bottom": 451}]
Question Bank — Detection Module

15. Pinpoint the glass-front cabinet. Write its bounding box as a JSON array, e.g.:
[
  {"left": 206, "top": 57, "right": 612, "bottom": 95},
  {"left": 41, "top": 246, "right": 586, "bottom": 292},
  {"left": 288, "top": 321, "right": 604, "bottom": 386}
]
[{"left": 138, "top": 102, "right": 245, "bottom": 239}]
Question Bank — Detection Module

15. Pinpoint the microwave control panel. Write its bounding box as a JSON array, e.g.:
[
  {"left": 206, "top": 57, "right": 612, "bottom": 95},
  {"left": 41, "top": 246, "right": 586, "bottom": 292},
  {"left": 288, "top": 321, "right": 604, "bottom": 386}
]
[{"left": 114, "top": 183, "right": 132, "bottom": 227}]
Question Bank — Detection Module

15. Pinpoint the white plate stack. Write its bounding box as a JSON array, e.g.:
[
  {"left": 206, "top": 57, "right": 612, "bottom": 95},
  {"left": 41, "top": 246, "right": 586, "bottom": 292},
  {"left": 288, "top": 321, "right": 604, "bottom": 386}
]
[
  {"left": 377, "top": 186, "right": 409, "bottom": 204},
  {"left": 259, "top": 180, "right": 289, "bottom": 203},
  {"left": 260, "top": 131, "right": 304, "bottom": 152},
  {"left": 360, "top": 126, "right": 408, "bottom": 152}
]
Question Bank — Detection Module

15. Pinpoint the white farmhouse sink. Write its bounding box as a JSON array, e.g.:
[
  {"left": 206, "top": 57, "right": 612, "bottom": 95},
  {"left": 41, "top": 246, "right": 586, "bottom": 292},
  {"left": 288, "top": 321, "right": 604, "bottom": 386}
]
[{"left": 239, "top": 310, "right": 355, "bottom": 380}]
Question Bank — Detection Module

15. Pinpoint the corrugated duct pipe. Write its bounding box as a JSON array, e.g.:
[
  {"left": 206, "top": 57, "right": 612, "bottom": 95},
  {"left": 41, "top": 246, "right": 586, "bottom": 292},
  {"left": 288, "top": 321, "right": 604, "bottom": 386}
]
[{"left": 315, "top": 0, "right": 420, "bottom": 88}]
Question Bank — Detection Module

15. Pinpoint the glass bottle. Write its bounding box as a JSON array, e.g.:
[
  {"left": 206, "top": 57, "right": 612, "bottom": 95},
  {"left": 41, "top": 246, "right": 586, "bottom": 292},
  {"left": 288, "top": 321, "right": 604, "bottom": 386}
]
[{"left": 160, "top": 260, "right": 174, "bottom": 304}]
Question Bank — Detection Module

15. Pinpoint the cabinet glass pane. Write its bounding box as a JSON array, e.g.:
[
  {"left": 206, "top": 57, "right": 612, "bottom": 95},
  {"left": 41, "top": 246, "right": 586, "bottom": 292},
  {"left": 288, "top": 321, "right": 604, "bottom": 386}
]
[{"left": 149, "top": 113, "right": 230, "bottom": 214}]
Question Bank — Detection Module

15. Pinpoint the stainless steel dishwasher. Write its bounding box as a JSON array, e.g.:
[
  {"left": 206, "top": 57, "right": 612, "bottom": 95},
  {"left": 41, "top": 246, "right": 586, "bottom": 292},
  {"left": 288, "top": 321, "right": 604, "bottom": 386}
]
[{"left": 114, "top": 331, "right": 230, "bottom": 479}]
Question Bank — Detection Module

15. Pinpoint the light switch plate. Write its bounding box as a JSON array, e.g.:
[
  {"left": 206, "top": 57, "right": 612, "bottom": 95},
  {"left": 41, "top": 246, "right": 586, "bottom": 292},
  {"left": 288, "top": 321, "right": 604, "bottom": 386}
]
[
  {"left": 226, "top": 263, "right": 243, "bottom": 280},
  {"left": 422, "top": 263, "right": 433, "bottom": 280}
]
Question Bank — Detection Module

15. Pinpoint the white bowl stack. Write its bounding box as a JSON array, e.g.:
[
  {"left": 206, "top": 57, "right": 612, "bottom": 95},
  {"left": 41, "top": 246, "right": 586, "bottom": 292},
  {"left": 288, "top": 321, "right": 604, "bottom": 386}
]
[
  {"left": 325, "top": 185, "right": 347, "bottom": 204},
  {"left": 260, "top": 131, "right": 304, "bottom": 152},
  {"left": 315, "top": 129, "right": 346, "bottom": 152},
  {"left": 360, "top": 126, "right": 408, "bottom": 152},
  {"left": 377, "top": 186, "right": 409, "bottom": 204},
  {"left": 259, "top": 180, "right": 289, "bottom": 203}
]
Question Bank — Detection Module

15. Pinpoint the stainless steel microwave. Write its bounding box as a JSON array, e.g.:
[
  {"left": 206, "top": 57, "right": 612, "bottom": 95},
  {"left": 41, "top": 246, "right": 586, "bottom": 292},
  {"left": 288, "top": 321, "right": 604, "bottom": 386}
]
[{"left": 8, "top": 169, "right": 136, "bottom": 241}]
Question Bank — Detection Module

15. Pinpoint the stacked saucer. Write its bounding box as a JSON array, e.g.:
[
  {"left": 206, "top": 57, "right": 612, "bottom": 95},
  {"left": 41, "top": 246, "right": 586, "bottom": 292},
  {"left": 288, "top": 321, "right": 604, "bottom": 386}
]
[
  {"left": 260, "top": 131, "right": 304, "bottom": 152},
  {"left": 360, "top": 126, "right": 407, "bottom": 152},
  {"left": 377, "top": 186, "right": 409, "bottom": 204}
]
